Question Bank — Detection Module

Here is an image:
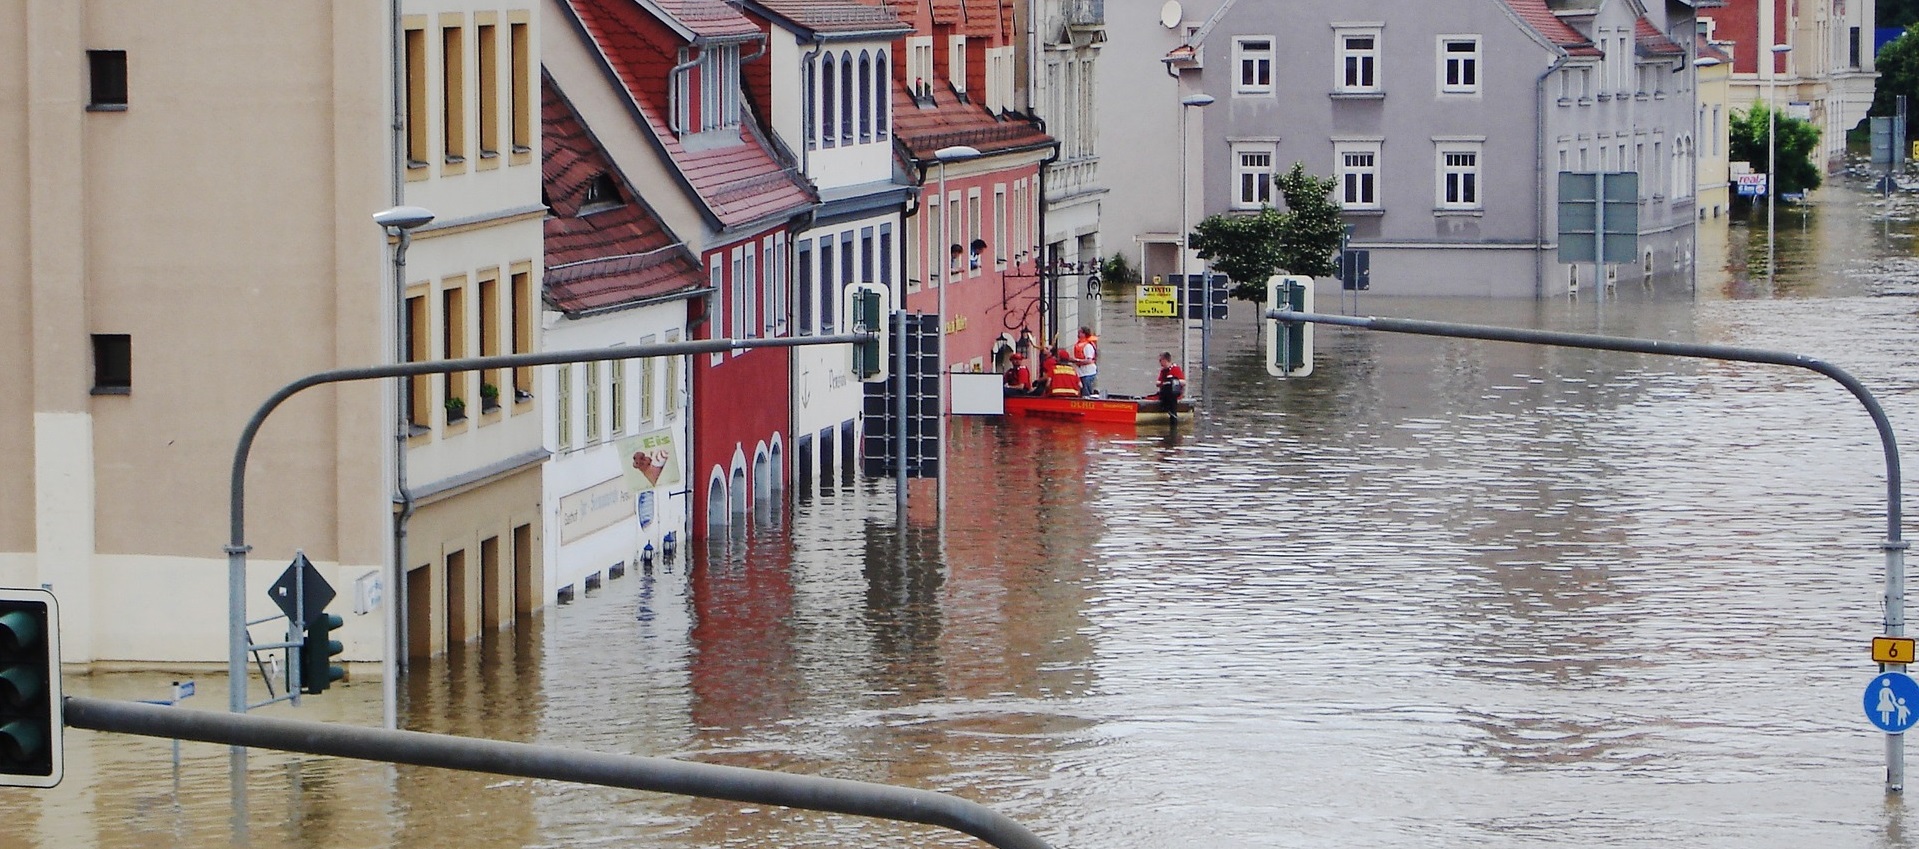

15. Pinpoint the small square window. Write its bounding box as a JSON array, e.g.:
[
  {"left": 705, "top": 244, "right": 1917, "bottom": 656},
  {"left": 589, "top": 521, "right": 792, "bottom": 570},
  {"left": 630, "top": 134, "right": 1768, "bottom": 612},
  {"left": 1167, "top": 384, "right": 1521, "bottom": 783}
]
[
  {"left": 92, "top": 334, "right": 131, "bottom": 394},
  {"left": 88, "top": 50, "right": 128, "bottom": 110}
]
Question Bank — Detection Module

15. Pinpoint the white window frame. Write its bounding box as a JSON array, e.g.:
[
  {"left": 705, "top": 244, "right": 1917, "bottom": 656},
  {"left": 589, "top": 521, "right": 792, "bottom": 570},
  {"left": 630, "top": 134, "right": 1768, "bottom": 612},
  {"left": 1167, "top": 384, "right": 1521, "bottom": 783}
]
[
  {"left": 1336, "top": 141, "right": 1381, "bottom": 210},
  {"left": 1435, "top": 142, "right": 1482, "bottom": 211},
  {"left": 1234, "top": 36, "right": 1274, "bottom": 95},
  {"left": 1438, "top": 35, "right": 1480, "bottom": 95},
  {"left": 907, "top": 36, "right": 933, "bottom": 99},
  {"left": 949, "top": 35, "right": 966, "bottom": 93},
  {"left": 638, "top": 334, "right": 658, "bottom": 425},
  {"left": 1232, "top": 145, "right": 1275, "bottom": 209},
  {"left": 555, "top": 363, "right": 573, "bottom": 450},
  {"left": 1334, "top": 26, "right": 1382, "bottom": 93}
]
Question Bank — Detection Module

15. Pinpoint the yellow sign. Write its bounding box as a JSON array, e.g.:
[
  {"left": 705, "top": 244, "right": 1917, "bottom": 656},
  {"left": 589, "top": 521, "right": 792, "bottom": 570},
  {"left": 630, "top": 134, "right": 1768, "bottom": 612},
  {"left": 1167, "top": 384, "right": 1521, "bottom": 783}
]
[
  {"left": 1875, "top": 636, "right": 1916, "bottom": 664},
  {"left": 1137, "top": 284, "right": 1177, "bottom": 317}
]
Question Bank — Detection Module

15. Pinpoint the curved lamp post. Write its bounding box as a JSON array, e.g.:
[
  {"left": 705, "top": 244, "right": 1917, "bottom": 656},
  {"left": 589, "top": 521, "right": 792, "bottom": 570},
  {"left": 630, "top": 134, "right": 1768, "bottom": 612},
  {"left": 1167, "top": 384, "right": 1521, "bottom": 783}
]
[
  {"left": 372, "top": 204, "right": 433, "bottom": 731},
  {"left": 1178, "top": 93, "right": 1214, "bottom": 376},
  {"left": 932, "top": 145, "right": 979, "bottom": 518},
  {"left": 1767, "top": 42, "right": 1791, "bottom": 286}
]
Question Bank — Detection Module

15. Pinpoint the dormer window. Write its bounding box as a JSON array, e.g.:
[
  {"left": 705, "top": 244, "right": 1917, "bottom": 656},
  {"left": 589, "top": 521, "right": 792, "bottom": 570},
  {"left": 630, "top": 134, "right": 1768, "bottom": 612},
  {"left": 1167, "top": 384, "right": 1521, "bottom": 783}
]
[
  {"left": 580, "top": 172, "right": 621, "bottom": 213},
  {"left": 673, "top": 42, "right": 742, "bottom": 136}
]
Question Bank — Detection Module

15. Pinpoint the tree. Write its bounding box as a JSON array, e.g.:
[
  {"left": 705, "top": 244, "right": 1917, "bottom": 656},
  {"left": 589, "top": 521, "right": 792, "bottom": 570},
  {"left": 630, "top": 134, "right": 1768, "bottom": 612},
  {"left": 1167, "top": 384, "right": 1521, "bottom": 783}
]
[
  {"left": 1728, "top": 101, "right": 1823, "bottom": 199},
  {"left": 1189, "top": 162, "right": 1344, "bottom": 302},
  {"left": 1872, "top": 25, "right": 1919, "bottom": 130}
]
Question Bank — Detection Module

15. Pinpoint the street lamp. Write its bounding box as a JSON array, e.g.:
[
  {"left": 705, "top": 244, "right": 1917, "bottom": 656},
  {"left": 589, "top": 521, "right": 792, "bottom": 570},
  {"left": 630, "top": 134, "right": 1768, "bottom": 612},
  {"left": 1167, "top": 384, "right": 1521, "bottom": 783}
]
[
  {"left": 1177, "top": 93, "right": 1214, "bottom": 377},
  {"left": 931, "top": 145, "right": 978, "bottom": 517},
  {"left": 372, "top": 204, "right": 432, "bottom": 731},
  {"left": 1767, "top": 42, "right": 1791, "bottom": 286}
]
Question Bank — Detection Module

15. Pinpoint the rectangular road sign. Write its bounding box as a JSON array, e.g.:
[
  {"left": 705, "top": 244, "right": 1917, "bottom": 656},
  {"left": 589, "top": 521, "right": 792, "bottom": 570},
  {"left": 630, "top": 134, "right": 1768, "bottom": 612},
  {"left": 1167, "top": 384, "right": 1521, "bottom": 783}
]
[{"left": 1875, "top": 636, "right": 1916, "bottom": 664}]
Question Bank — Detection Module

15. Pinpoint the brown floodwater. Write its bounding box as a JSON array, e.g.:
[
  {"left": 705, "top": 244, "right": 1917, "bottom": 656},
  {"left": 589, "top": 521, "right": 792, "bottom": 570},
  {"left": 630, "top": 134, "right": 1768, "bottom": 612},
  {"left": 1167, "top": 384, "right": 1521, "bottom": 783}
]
[{"left": 11, "top": 177, "right": 1919, "bottom": 848}]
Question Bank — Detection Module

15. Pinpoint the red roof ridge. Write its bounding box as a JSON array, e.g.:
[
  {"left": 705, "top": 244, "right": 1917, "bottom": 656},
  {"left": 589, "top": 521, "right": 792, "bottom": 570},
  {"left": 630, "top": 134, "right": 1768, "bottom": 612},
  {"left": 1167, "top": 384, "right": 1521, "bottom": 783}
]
[{"left": 1501, "top": 0, "right": 1602, "bottom": 57}]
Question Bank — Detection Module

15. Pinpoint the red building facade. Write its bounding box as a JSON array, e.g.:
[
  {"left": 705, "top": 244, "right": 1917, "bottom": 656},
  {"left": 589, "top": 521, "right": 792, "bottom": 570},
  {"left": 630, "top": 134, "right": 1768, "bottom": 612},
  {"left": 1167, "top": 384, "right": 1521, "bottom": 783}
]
[{"left": 554, "top": 0, "right": 817, "bottom": 537}]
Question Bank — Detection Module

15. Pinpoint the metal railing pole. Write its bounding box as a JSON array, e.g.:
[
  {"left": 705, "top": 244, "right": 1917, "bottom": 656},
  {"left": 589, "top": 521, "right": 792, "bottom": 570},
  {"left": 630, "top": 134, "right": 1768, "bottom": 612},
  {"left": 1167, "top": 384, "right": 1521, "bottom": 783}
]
[{"left": 66, "top": 696, "right": 1053, "bottom": 849}]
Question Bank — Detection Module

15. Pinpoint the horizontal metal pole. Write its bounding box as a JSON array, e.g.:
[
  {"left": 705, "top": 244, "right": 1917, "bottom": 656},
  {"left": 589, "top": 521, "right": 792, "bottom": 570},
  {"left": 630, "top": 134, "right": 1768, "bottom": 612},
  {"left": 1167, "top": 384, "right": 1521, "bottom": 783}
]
[
  {"left": 64, "top": 697, "right": 1054, "bottom": 849},
  {"left": 1267, "top": 309, "right": 1902, "bottom": 541}
]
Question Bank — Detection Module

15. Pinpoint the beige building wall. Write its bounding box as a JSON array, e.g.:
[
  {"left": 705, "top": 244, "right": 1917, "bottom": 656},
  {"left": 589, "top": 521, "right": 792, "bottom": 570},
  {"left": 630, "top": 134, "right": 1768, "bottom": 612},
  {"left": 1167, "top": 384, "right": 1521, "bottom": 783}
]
[
  {"left": 1, "top": 0, "right": 546, "bottom": 665},
  {"left": 1697, "top": 57, "right": 1733, "bottom": 219},
  {"left": 2, "top": 2, "right": 391, "bottom": 663},
  {"left": 395, "top": 1, "right": 547, "bottom": 660}
]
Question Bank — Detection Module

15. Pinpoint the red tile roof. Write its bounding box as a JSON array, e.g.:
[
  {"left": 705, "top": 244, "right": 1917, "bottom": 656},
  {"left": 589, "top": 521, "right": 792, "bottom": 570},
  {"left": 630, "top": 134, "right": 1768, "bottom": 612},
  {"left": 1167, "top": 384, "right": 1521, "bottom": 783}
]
[
  {"left": 747, "top": 0, "right": 908, "bottom": 35},
  {"left": 566, "top": 0, "right": 817, "bottom": 231},
  {"left": 543, "top": 76, "right": 704, "bottom": 316},
  {"left": 1634, "top": 16, "right": 1685, "bottom": 57},
  {"left": 891, "top": 86, "right": 1054, "bottom": 162},
  {"left": 643, "top": 0, "right": 762, "bottom": 39},
  {"left": 1502, "top": 0, "right": 1602, "bottom": 57}
]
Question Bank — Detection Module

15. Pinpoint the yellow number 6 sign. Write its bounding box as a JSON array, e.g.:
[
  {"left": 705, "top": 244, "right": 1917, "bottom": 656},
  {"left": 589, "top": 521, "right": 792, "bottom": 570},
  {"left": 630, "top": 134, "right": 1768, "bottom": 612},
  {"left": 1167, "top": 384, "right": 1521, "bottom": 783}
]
[{"left": 1874, "top": 636, "right": 1915, "bottom": 664}]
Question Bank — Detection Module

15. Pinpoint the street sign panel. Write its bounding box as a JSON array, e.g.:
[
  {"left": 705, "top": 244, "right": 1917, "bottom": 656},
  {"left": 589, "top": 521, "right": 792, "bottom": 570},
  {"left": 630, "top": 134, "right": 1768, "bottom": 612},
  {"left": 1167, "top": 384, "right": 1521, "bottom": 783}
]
[
  {"left": 1876, "top": 636, "right": 1917, "bottom": 664},
  {"left": 268, "top": 552, "right": 335, "bottom": 627},
  {"left": 1557, "top": 171, "right": 1639, "bottom": 265},
  {"left": 1136, "top": 283, "right": 1177, "bottom": 316},
  {"left": 1735, "top": 173, "right": 1768, "bottom": 197},
  {"left": 1866, "top": 672, "right": 1919, "bottom": 733}
]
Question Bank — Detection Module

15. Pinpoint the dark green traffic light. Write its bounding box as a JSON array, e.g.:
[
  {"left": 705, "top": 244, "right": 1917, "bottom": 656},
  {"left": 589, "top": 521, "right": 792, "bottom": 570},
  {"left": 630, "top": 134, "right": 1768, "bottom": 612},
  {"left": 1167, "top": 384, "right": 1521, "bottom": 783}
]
[
  {"left": 0, "top": 589, "right": 62, "bottom": 788},
  {"left": 301, "top": 612, "right": 346, "bottom": 695}
]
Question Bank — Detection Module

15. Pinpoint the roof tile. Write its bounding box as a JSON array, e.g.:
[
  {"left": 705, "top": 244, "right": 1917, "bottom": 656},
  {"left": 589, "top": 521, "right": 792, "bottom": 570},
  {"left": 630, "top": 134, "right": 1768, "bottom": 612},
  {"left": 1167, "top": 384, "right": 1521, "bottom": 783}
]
[
  {"left": 749, "top": 0, "right": 908, "bottom": 34},
  {"left": 567, "top": 0, "right": 817, "bottom": 229},
  {"left": 891, "top": 86, "right": 1054, "bottom": 162},
  {"left": 1634, "top": 16, "right": 1685, "bottom": 57},
  {"left": 1502, "top": 0, "right": 1602, "bottom": 57},
  {"left": 543, "top": 76, "right": 704, "bottom": 316}
]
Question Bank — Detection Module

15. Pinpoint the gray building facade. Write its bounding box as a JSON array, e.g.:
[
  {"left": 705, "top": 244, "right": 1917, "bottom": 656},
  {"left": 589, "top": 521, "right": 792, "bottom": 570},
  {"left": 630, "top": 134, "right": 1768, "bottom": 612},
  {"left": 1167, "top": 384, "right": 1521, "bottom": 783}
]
[{"left": 1158, "top": 0, "right": 1703, "bottom": 297}]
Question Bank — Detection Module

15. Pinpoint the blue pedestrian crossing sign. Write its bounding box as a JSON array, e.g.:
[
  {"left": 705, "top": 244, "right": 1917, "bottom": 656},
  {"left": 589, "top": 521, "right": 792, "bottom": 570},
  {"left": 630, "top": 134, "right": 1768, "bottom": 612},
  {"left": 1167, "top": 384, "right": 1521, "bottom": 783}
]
[{"left": 1865, "top": 672, "right": 1919, "bottom": 733}]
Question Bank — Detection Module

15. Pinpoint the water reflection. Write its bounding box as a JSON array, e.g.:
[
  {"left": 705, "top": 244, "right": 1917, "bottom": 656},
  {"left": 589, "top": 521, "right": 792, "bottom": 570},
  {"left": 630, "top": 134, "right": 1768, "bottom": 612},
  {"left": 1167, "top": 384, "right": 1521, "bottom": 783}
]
[{"left": 11, "top": 179, "right": 1919, "bottom": 848}]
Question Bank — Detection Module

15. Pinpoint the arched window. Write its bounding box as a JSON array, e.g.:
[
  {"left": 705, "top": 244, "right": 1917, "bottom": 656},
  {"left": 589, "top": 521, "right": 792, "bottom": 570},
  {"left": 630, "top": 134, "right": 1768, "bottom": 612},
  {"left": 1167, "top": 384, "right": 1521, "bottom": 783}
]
[
  {"left": 840, "top": 51, "right": 854, "bottom": 143},
  {"left": 875, "top": 50, "right": 889, "bottom": 138},
  {"left": 821, "top": 54, "right": 836, "bottom": 149},
  {"left": 858, "top": 51, "right": 872, "bottom": 142},
  {"left": 706, "top": 474, "right": 727, "bottom": 534}
]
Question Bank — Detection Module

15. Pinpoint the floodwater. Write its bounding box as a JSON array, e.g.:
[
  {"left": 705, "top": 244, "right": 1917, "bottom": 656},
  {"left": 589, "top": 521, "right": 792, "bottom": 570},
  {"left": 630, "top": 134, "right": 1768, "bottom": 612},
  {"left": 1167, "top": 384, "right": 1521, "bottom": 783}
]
[{"left": 13, "top": 177, "right": 1919, "bottom": 848}]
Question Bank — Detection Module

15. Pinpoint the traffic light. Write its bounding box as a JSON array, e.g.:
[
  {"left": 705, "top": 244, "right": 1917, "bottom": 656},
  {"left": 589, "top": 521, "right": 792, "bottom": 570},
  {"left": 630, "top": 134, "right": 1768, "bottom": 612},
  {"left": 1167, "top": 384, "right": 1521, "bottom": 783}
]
[
  {"left": 841, "top": 283, "right": 891, "bottom": 382},
  {"left": 300, "top": 611, "right": 345, "bottom": 695},
  {"left": 1264, "top": 275, "right": 1314, "bottom": 378},
  {"left": 0, "top": 588, "right": 62, "bottom": 788}
]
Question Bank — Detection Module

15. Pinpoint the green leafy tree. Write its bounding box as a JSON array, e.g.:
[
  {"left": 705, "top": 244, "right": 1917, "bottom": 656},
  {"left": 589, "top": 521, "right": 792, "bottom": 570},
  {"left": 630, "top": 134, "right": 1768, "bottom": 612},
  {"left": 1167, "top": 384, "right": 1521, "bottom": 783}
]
[
  {"left": 1871, "top": 25, "right": 1919, "bottom": 127},
  {"left": 1729, "top": 101, "right": 1823, "bottom": 199},
  {"left": 1189, "top": 162, "right": 1344, "bottom": 301}
]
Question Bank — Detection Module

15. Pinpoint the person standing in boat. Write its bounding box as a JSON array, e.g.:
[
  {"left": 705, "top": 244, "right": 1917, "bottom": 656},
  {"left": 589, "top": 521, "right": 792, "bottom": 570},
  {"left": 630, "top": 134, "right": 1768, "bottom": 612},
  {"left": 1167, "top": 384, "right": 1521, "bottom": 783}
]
[
  {"left": 1155, "top": 351, "right": 1186, "bottom": 420},
  {"left": 1071, "top": 326, "right": 1099, "bottom": 397},
  {"left": 1047, "top": 348, "right": 1082, "bottom": 397},
  {"left": 1002, "top": 353, "right": 1032, "bottom": 395}
]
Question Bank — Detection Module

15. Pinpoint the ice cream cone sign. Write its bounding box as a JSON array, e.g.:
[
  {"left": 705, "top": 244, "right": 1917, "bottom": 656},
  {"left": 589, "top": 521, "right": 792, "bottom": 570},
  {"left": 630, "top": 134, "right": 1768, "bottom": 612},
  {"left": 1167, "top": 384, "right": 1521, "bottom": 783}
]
[{"left": 617, "top": 428, "right": 682, "bottom": 491}]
